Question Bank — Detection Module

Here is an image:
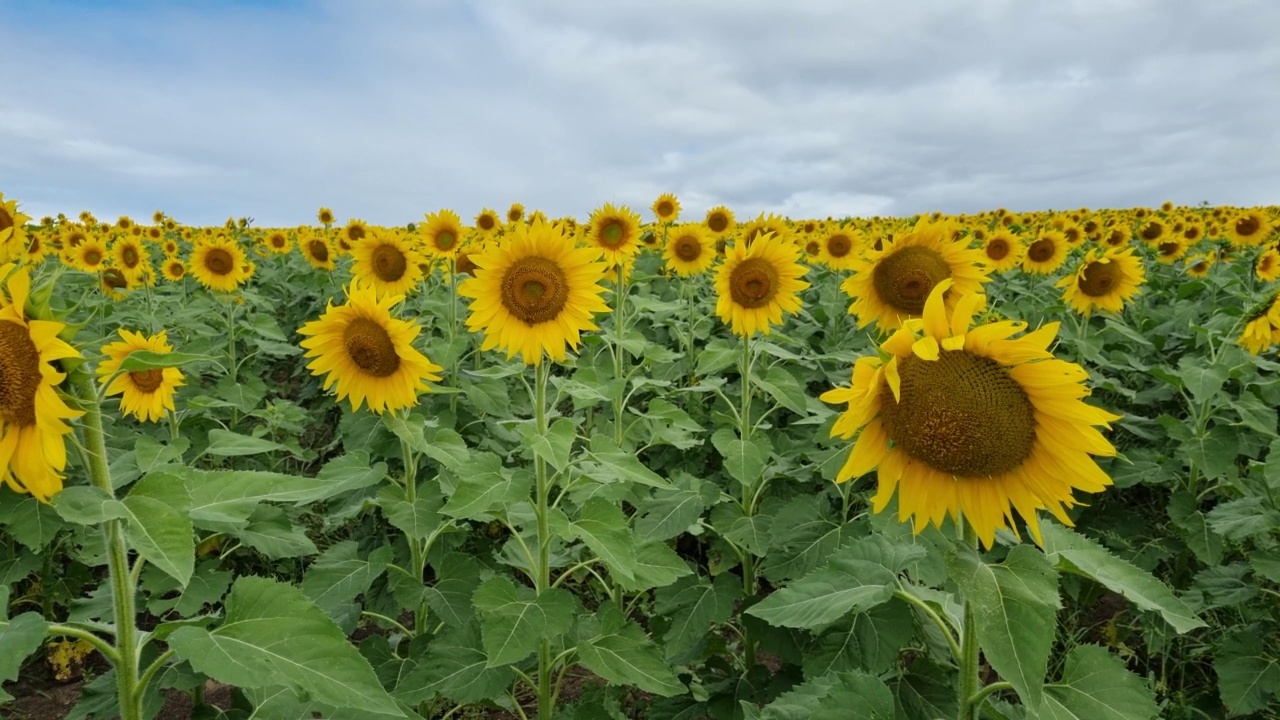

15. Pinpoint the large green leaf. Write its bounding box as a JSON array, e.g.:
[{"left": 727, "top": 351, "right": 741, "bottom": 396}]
[
  {"left": 756, "top": 669, "right": 894, "bottom": 720},
  {"left": 231, "top": 506, "right": 318, "bottom": 559},
  {"left": 395, "top": 625, "right": 513, "bottom": 705},
  {"left": 563, "top": 497, "right": 638, "bottom": 582},
  {"left": 746, "top": 543, "right": 897, "bottom": 629},
  {"left": 52, "top": 486, "right": 128, "bottom": 525},
  {"left": 949, "top": 545, "right": 1058, "bottom": 710},
  {"left": 711, "top": 428, "right": 770, "bottom": 488},
  {"left": 753, "top": 365, "right": 809, "bottom": 416},
  {"left": 636, "top": 487, "right": 706, "bottom": 541},
  {"left": 177, "top": 453, "right": 384, "bottom": 524},
  {"left": 586, "top": 442, "right": 674, "bottom": 490},
  {"left": 577, "top": 606, "right": 683, "bottom": 697},
  {"left": 0, "top": 610, "right": 49, "bottom": 702},
  {"left": 1040, "top": 522, "right": 1205, "bottom": 634},
  {"left": 168, "top": 576, "right": 403, "bottom": 716},
  {"left": 301, "top": 542, "right": 391, "bottom": 624},
  {"left": 0, "top": 494, "right": 66, "bottom": 550},
  {"left": 620, "top": 541, "right": 693, "bottom": 592},
  {"left": 1040, "top": 645, "right": 1160, "bottom": 720},
  {"left": 519, "top": 417, "right": 576, "bottom": 473},
  {"left": 378, "top": 482, "right": 445, "bottom": 542},
  {"left": 121, "top": 471, "right": 195, "bottom": 586},
  {"left": 1214, "top": 629, "right": 1280, "bottom": 716},
  {"left": 440, "top": 455, "right": 530, "bottom": 520},
  {"left": 203, "top": 429, "right": 290, "bottom": 457},
  {"left": 471, "top": 576, "right": 576, "bottom": 667},
  {"left": 655, "top": 574, "right": 741, "bottom": 660}
]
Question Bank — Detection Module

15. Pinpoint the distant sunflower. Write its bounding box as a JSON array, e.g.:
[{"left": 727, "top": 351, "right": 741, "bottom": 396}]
[
  {"left": 298, "top": 281, "right": 443, "bottom": 414},
  {"left": 1256, "top": 248, "right": 1280, "bottom": 283},
  {"left": 704, "top": 205, "right": 736, "bottom": 237},
  {"left": 317, "top": 207, "right": 335, "bottom": 226},
  {"left": 1102, "top": 227, "right": 1130, "bottom": 248},
  {"left": 818, "top": 228, "right": 859, "bottom": 271},
  {"left": 1154, "top": 237, "right": 1188, "bottom": 264},
  {"left": 980, "top": 229, "right": 1024, "bottom": 272},
  {"left": 97, "top": 329, "right": 186, "bottom": 423},
  {"left": 663, "top": 224, "right": 714, "bottom": 276},
  {"left": 300, "top": 232, "right": 337, "bottom": 271},
  {"left": 714, "top": 231, "right": 810, "bottom": 337},
  {"left": 342, "top": 219, "right": 370, "bottom": 248},
  {"left": 739, "top": 213, "right": 788, "bottom": 248},
  {"left": 189, "top": 236, "right": 251, "bottom": 292},
  {"left": 586, "top": 203, "right": 643, "bottom": 266},
  {"left": 0, "top": 263, "right": 83, "bottom": 502},
  {"left": 507, "top": 203, "right": 526, "bottom": 224},
  {"left": 474, "top": 208, "right": 501, "bottom": 237},
  {"left": 60, "top": 226, "right": 90, "bottom": 251},
  {"left": 1022, "top": 230, "right": 1069, "bottom": 274},
  {"left": 842, "top": 219, "right": 990, "bottom": 332},
  {"left": 652, "top": 193, "right": 681, "bottom": 224},
  {"left": 1229, "top": 209, "right": 1272, "bottom": 247},
  {"left": 264, "top": 230, "right": 292, "bottom": 255},
  {"left": 161, "top": 238, "right": 180, "bottom": 256},
  {"left": 1184, "top": 254, "right": 1214, "bottom": 278},
  {"left": 1237, "top": 296, "right": 1280, "bottom": 355},
  {"left": 821, "top": 279, "right": 1121, "bottom": 548},
  {"left": 1057, "top": 247, "right": 1146, "bottom": 316},
  {"left": 67, "top": 237, "right": 110, "bottom": 273},
  {"left": 351, "top": 229, "right": 424, "bottom": 297},
  {"left": 0, "top": 193, "right": 32, "bottom": 265},
  {"left": 1181, "top": 223, "right": 1204, "bottom": 244},
  {"left": 1061, "top": 223, "right": 1085, "bottom": 246},
  {"left": 161, "top": 257, "right": 187, "bottom": 282},
  {"left": 112, "top": 237, "right": 150, "bottom": 282},
  {"left": 100, "top": 268, "right": 131, "bottom": 299},
  {"left": 420, "top": 209, "right": 466, "bottom": 259},
  {"left": 459, "top": 217, "right": 611, "bottom": 365},
  {"left": 1135, "top": 218, "right": 1166, "bottom": 246}
]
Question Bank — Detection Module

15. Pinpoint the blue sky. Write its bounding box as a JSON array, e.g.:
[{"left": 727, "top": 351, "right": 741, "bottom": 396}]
[{"left": 2, "top": 0, "right": 1278, "bottom": 227}]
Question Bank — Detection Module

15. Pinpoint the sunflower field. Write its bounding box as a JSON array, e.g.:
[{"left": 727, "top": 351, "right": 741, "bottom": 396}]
[{"left": 1, "top": 190, "right": 1279, "bottom": 720}]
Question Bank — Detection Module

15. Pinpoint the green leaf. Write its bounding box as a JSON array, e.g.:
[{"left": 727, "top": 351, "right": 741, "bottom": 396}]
[
  {"left": 231, "top": 506, "right": 318, "bottom": 560},
  {"left": 301, "top": 542, "right": 391, "bottom": 624},
  {"left": 378, "top": 482, "right": 445, "bottom": 542},
  {"left": 577, "top": 606, "right": 684, "bottom": 697},
  {"left": 1207, "top": 497, "right": 1280, "bottom": 541},
  {"left": 805, "top": 599, "right": 915, "bottom": 677},
  {"left": 440, "top": 455, "right": 530, "bottom": 520},
  {"left": 203, "top": 429, "right": 290, "bottom": 457},
  {"left": 471, "top": 576, "right": 577, "bottom": 667},
  {"left": 520, "top": 417, "right": 576, "bottom": 473},
  {"left": 1215, "top": 629, "right": 1280, "bottom": 715},
  {"left": 1167, "top": 491, "right": 1223, "bottom": 566},
  {"left": 52, "top": 486, "right": 128, "bottom": 525},
  {"left": 122, "top": 472, "right": 195, "bottom": 586},
  {"left": 179, "top": 454, "right": 384, "bottom": 524},
  {"left": 586, "top": 442, "right": 673, "bottom": 490},
  {"left": 1040, "top": 645, "right": 1160, "bottom": 720},
  {"left": 747, "top": 544, "right": 897, "bottom": 629},
  {"left": 695, "top": 339, "right": 739, "bottom": 376},
  {"left": 636, "top": 487, "right": 705, "bottom": 541},
  {"left": 117, "top": 350, "right": 214, "bottom": 371},
  {"left": 419, "top": 428, "right": 471, "bottom": 470},
  {"left": 1231, "top": 392, "right": 1278, "bottom": 437},
  {"left": 758, "top": 669, "right": 894, "bottom": 720},
  {"left": 656, "top": 573, "right": 740, "bottom": 660},
  {"left": 711, "top": 428, "right": 770, "bottom": 488},
  {"left": 424, "top": 577, "right": 479, "bottom": 628},
  {"left": 949, "top": 545, "right": 1058, "bottom": 710},
  {"left": 0, "top": 612, "right": 49, "bottom": 702},
  {"left": 753, "top": 365, "right": 809, "bottom": 416},
  {"left": 396, "top": 625, "right": 513, "bottom": 705},
  {"left": 1177, "top": 356, "right": 1227, "bottom": 403},
  {"left": 168, "top": 576, "right": 404, "bottom": 717},
  {"left": 0, "top": 494, "right": 67, "bottom": 550},
  {"left": 619, "top": 541, "right": 693, "bottom": 592},
  {"left": 1041, "top": 522, "right": 1205, "bottom": 634},
  {"left": 891, "top": 659, "right": 956, "bottom": 720},
  {"left": 565, "top": 497, "right": 638, "bottom": 582},
  {"left": 135, "top": 435, "right": 189, "bottom": 472}
]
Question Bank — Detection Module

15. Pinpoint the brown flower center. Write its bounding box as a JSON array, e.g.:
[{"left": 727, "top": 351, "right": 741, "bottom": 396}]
[
  {"left": 826, "top": 234, "right": 852, "bottom": 258},
  {"left": 121, "top": 244, "right": 140, "bottom": 268},
  {"left": 1236, "top": 216, "right": 1261, "bottom": 237},
  {"left": 1027, "top": 238, "right": 1057, "bottom": 263},
  {"left": 501, "top": 256, "right": 569, "bottom": 325},
  {"left": 478, "top": 214, "right": 495, "bottom": 231},
  {"left": 656, "top": 201, "right": 674, "bottom": 218},
  {"left": 673, "top": 235, "right": 702, "bottom": 262},
  {"left": 985, "top": 238, "right": 1010, "bottom": 261},
  {"left": 308, "top": 240, "right": 330, "bottom": 263},
  {"left": 879, "top": 351, "right": 1036, "bottom": 477},
  {"left": 599, "top": 220, "right": 626, "bottom": 248},
  {"left": 371, "top": 243, "right": 407, "bottom": 282},
  {"left": 729, "top": 257, "right": 779, "bottom": 309},
  {"left": 346, "top": 224, "right": 367, "bottom": 243},
  {"left": 1078, "top": 259, "right": 1124, "bottom": 297},
  {"left": 434, "top": 231, "right": 456, "bottom": 251},
  {"left": 83, "top": 249, "right": 104, "bottom": 267},
  {"left": 871, "top": 245, "right": 952, "bottom": 315},
  {"left": 805, "top": 240, "right": 820, "bottom": 256},
  {"left": 0, "top": 206, "right": 13, "bottom": 233},
  {"left": 343, "top": 317, "right": 401, "bottom": 378},
  {"left": 707, "top": 212, "right": 729, "bottom": 234},
  {"left": 508, "top": 208, "right": 523, "bottom": 222},
  {"left": 204, "top": 248, "right": 234, "bottom": 276},
  {"left": 1158, "top": 242, "right": 1181, "bottom": 257},
  {"left": 0, "top": 320, "right": 40, "bottom": 428},
  {"left": 1140, "top": 222, "right": 1163, "bottom": 241},
  {"left": 103, "top": 268, "right": 128, "bottom": 291},
  {"left": 128, "top": 368, "right": 164, "bottom": 393}
]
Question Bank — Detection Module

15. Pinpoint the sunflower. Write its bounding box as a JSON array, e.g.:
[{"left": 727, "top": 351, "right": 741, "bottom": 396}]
[
  {"left": 1057, "top": 247, "right": 1145, "bottom": 316},
  {"left": 474, "top": 208, "right": 501, "bottom": 237},
  {"left": 24, "top": 230, "right": 50, "bottom": 264},
  {"left": 299, "top": 231, "right": 337, "bottom": 271},
  {"left": 1184, "top": 254, "right": 1214, "bottom": 278},
  {"left": 979, "top": 229, "right": 1024, "bottom": 272},
  {"left": 112, "top": 237, "right": 150, "bottom": 282},
  {"left": 97, "top": 329, "right": 186, "bottom": 423},
  {"left": 317, "top": 207, "right": 335, "bottom": 226},
  {"left": 161, "top": 257, "right": 187, "bottom": 282},
  {"left": 0, "top": 193, "right": 33, "bottom": 264},
  {"left": 342, "top": 219, "right": 370, "bottom": 248},
  {"left": 459, "top": 217, "right": 611, "bottom": 365},
  {"left": 704, "top": 205, "right": 736, "bottom": 237},
  {"left": 100, "top": 268, "right": 132, "bottom": 299},
  {"left": 663, "top": 224, "right": 714, "bottom": 276},
  {"left": 714, "top": 231, "right": 810, "bottom": 337},
  {"left": 1022, "top": 230, "right": 1069, "bottom": 274},
  {"left": 652, "top": 192, "right": 681, "bottom": 224},
  {"left": 1102, "top": 227, "right": 1129, "bottom": 248},
  {"left": 1228, "top": 209, "right": 1272, "bottom": 247},
  {"left": 586, "top": 203, "right": 643, "bottom": 266},
  {"left": 161, "top": 238, "right": 180, "bottom": 256},
  {"left": 1256, "top": 248, "right": 1280, "bottom": 283},
  {"left": 66, "top": 236, "right": 110, "bottom": 273},
  {"left": 351, "top": 229, "right": 424, "bottom": 297},
  {"left": 298, "top": 281, "right": 443, "bottom": 414},
  {"left": 420, "top": 209, "right": 466, "bottom": 259},
  {"left": 507, "top": 203, "right": 526, "bottom": 224},
  {"left": 1237, "top": 295, "right": 1280, "bottom": 356},
  {"left": 189, "top": 236, "right": 251, "bottom": 292},
  {"left": 818, "top": 228, "right": 859, "bottom": 271},
  {"left": 1135, "top": 218, "right": 1166, "bottom": 246},
  {"left": 264, "top": 230, "right": 292, "bottom": 255},
  {"left": 739, "top": 213, "right": 788, "bottom": 248},
  {"left": 0, "top": 264, "right": 82, "bottom": 502},
  {"left": 1181, "top": 222, "right": 1204, "bottom": 244},
  {"left": 842, "top": 218, "right": 990, "bottom": 332},
  {"left": 1154, "top": 237, "right": 1188, "bottom": 264},
  {"left": 821, "top": 279, "right": 1121, "bottom": 548}
]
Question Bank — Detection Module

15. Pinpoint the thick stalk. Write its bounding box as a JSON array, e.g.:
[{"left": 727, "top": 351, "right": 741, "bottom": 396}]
[
  {"left": 448, "top": 257, "right": 460, "bottom": 415},
  {"left": 71, "top": 368, "right": 143, "bottom": 720},
  {"left": 684, "top": 277, "right": 697, "bottom": 382},
  {"left": 739, "top": 333, "right": 758, "bottom": 667},
  {"left": 532, "top": 362, "right": 554, "bottom": 720},
  {"left": 957, "top": 524, "right": 981, "bottom": 720},
  {"left": 612, "top": 262, "right": 628, "bottom": 446},
  {"left": 396, "top": 421, "right": 429, "bottom": 635}
]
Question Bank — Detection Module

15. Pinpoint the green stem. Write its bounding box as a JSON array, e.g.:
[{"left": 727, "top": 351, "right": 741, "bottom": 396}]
[
  {"left": 739, "top": 333, "right": 758, "bottom": 668},
  {"left": 45, "top": 624, "right": 119, "bottom": 663},
  {"left": 393, "top": 415, "right": 429, "bottom": 636},
  {"left": 968, "top": 681, "right": 1014, "bottom": 709},
  {"left": 612, "top": 262, "right": 628, "bottom": 446},
  {"left": 448, "top": 257, "right": 459, "bottom": 415},
  {"left": 70, "top": 367, "right": 143, "bottom": 720},
  {"left": 531, "top": 361, "right": 555, "bottom": 720},
  {"left": 891, "top": 589, "right": 961, "bottom": 663},
  {"left": 957, "top": 524, "right": 981, "bottom": 720}
]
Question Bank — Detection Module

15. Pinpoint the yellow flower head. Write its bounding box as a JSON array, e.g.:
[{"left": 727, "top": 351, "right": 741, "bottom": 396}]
[
  {"left": 714, "top": 231, "right": 810, "bottom": 337},
  {"left": 586, "top": 203, "right": 643, "bottom": 266},
  {"left": 420, "top": 209, "right": 466, "bottom": 259},
  {"left": 351, "top": 229, "right": 424, "bottom": 298},
  {"left": 663, "top": 223, "right": 714, "bottom": 276},
  {"left": 189, "top": 236, "right": 252, "bottom": 292},
  {"left": 651, "top": 193, "right": 681, "bottom": 224},
  {"left": 821, "top": 279, "right": 1122, "bottom": 549},
  {"left": 97, "top": 329, "right": 186, "bottom": 423},
  {"left": 704, "top": 205, "right": 736, "bottom": 237},
  {"left": 1056, "top": 246, "right": 1146, "bottom": 316}
]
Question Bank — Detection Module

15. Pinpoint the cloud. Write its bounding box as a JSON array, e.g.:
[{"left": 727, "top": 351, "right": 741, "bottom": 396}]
[{"left": 0, "top": 0, "right": 1277, "bottom": 226}]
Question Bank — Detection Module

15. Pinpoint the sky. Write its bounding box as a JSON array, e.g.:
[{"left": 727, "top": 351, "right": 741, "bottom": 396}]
[{"left": 2, "top": 0, "right": 1278, "bottom": 227}]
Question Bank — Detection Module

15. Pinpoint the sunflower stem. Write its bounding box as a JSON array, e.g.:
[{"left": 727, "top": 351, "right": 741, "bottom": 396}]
[
  {"left": 448, "top": 257, "right": 459, "bottom": 415},
  {"left": 956, "top": 522, "right": 981, "bottom": 720},
  {"left": 531, "top": 360, "right": 556, "bottom": 720},
  {"left": 739, "top": 332, "right": 759, "bottom": 669},
  {"left": 612, "top": 262, "right": 628, "bottom": 446},
  {"left": 393, "top": 413, "right": 430, "bottom": 636},
  {"left": 69, "top": 366, "right": 144, "bottom": 720}
]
